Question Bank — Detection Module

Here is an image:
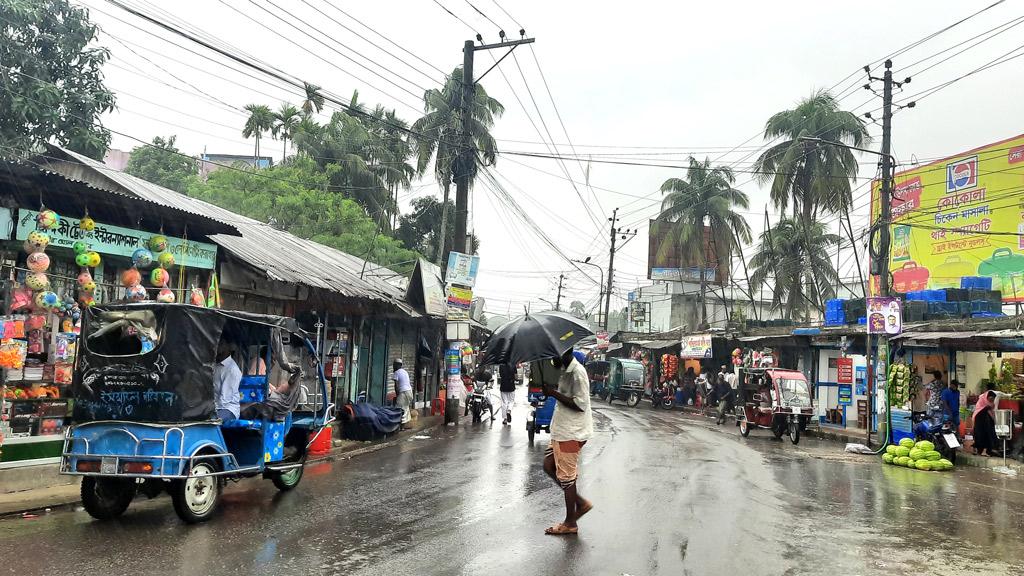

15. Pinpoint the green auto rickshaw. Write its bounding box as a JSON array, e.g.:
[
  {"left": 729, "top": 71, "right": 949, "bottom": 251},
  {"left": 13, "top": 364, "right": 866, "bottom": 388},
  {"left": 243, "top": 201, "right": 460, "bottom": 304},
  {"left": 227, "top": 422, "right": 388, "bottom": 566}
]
[{"left": 601, "top": 358, "right": 645, "bottom": 407}]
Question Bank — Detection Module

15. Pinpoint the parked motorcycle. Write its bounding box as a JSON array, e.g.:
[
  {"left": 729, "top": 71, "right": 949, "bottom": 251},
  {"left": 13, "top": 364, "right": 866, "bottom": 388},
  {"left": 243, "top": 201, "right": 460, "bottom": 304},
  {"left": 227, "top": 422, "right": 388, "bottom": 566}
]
[
  {"left": 468, "top": 382, "right": 496, "bottom": 423},
  {"left": 651, "top": 384, "right": 675, "bottom": 409},
  {"left": 911, "top": 410, "right": 959, "bottom": 464}
]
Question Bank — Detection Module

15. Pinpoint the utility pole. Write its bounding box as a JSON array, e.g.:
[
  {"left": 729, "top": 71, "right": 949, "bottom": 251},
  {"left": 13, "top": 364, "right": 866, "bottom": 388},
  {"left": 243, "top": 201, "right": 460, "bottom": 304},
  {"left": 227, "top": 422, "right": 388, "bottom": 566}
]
[
  {"left": 604, "top": 208, "right": 636, "bottom": 333},
  {"left": 555, "top": 273, "right": 565, "bottom": 311},
  {"left": 452, "top": 33, "right": 536, "bottom": 258},
  {"left": 878, "top": 59, "right": 894, "bottom": 298}
]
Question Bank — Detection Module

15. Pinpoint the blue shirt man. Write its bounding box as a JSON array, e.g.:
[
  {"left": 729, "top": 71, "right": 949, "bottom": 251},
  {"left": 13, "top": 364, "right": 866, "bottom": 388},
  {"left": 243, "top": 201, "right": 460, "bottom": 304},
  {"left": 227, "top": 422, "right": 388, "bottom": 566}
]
[
  {"left": 213, "top": 341, "right": 242, "bottom": 421},
  {"left": 939, "top": 380, "right": 961, "bottom": 428}
]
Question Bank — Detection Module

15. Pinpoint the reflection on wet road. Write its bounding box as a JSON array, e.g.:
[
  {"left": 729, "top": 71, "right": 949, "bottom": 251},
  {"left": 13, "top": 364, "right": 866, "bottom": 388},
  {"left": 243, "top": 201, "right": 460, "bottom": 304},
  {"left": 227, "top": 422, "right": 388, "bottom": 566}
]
[{"left": 2, "top": 396, "right": 1023, "bottom": 576}]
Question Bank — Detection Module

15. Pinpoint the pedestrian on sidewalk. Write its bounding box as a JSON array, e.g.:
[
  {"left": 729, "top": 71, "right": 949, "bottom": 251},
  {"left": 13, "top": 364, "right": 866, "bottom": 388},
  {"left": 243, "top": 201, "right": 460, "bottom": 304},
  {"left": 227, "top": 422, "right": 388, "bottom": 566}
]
[
  {"left": 498, "top": 362, "right": 516, "bottom": 425},
  {"left": 680, "top": 366, "right": 696, "bottom": 406},
  {"left": 972, "top": 389, "right": 1002, "bottom": 457},
  {"left": 392, "top": 359, "right": 414, "bottom": 430},
  {"left": 542, "top": 349, "right": 594, "bottom": 536},
  {"left": 924, "top": 371, "right": 945, "bottom": 416},
  {"left": 940, "top": 379, "right": 961, "bottom": 431},
  {"left": 715, "top": 372, "right": 733, "bottom": 425}
]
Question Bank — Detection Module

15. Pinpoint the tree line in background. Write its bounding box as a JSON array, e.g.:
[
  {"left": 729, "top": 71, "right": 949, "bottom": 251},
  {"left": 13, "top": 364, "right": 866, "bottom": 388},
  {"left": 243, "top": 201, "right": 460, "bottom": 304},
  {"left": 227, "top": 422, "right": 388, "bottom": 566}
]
[{"left": 655, "top": 90, "right": 867, "bottom": 324}]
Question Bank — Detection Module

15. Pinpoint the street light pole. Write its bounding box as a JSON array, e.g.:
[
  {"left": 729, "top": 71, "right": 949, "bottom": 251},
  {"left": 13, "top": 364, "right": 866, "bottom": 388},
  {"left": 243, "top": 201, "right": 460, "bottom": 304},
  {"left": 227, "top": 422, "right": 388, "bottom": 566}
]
[{"left": 572, "top": 257, "right": 605, "bottom": 327}]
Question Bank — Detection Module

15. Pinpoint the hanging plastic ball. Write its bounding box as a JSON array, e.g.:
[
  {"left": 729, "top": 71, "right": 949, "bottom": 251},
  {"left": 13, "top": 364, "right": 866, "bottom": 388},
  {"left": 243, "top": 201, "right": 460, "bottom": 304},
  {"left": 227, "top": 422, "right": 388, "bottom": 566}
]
[
  {"left": 86, "top": 251, "right": 101, "bottom": 268},
  {"left": 157, "top": 251, "right": 175, "bottom": 268},
  {"left": 126, "top": 284, "right": 147, "bottom": 302},
  {"left": 156, "top": 288, "right": 175, "bottom": 303},
  {"left": 35, "top": 291, "right": 59, "bottom": 310},
  {"left": 81, "top": 280, "right": 97, "bottom": 293},
  {"left": 75, "top": 252, "right": 91, "bottom": 267},
  {"left": 73, "top": 241, "right": 89, "bottom": 255},
  {"left": 77, "top": 271, "right": 93, "bottom": 286},
  {"left": 27, "top": 252, "right": 50, "bottom": 272},
  {"left": 80, "top": 215, "right": 96, "bottom": 232},
  {"left": 25, "top": 273, "right": 50, "bottom": 291},
  {"left": 148, "top": 235, "right": 168, "bottom": 253},
  {"left": 26, "top": 230, "right": 50, "bottom": 251},
  {"left": 150, "top": 267, "right": 170, "bottom": 286},
  {"left": 36, "top": 209, "right": 59, "bottom": 230},
  {"left": 121, "top": 268, "right": 142, "bottom": 288},
  {"left": 132, "top": 248, "right": 154, "bottom": 268},
  {"left": 78, "top": 294, "right": 95, "bottom": 307}
]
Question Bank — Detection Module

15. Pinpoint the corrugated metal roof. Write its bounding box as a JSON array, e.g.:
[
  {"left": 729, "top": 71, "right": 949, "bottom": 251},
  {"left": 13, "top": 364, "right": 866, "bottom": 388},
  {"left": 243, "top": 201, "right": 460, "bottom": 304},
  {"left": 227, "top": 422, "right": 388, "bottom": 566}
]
[{"left": 42, "top": 147, "right": 417, "bottom": 314}]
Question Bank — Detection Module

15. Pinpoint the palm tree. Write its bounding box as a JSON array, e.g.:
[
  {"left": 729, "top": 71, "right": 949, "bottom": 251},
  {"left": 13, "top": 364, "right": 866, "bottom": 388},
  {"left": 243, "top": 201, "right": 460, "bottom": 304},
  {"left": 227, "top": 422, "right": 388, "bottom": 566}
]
[
  {"left": 301, "top": 82, "right": 325, "bottom": 117},
  {"left": 749, "top": 217, "right": 840, "bottom": 321},
  {"left": 242, "top": 104, "right": 275, "bottom": 166},
  {"left": 569, "top": 300, "right": 587, "bottom": 320},
  {"left": 752, "top": 90, "right": 870, "bottom": 223},
  {"left": 272, "top": 103, "right": 301, "bottom": 162},
  {"left": 411, "top": 66, "right": 504, "bottom": 265},
  {"left": 655, "top": 156, "right": 752, "bottom": 327}
]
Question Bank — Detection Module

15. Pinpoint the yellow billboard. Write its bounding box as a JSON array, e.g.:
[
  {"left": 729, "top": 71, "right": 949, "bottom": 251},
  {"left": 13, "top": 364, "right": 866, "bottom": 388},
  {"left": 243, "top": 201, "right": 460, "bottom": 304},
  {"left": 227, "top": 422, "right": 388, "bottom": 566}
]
[{"left": 872, "top": 133, "right": 1024, "bottom": 302}]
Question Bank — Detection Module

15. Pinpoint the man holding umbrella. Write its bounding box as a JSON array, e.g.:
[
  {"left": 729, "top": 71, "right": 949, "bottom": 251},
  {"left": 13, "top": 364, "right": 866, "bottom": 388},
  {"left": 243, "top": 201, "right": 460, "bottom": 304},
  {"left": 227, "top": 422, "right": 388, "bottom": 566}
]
[{"left": 541, "top": 348, "right": 594, "bottom": 536}]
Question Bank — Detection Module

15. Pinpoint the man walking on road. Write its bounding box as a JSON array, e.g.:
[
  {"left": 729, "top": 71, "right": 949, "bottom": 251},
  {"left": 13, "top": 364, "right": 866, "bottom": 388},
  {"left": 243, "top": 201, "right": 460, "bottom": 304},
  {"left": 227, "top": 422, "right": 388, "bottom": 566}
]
[
  {"left": 392, "top": 359, "right": 414, "bottom": 430},
  {"left": 542, "top": 348, "right": 594, "bottom": 536},
  {"left": 715, "top": 371, "right": 734, "bottom": 426},
  {"left": 498, "top": 363, "right": 517, "bottom": 425}
]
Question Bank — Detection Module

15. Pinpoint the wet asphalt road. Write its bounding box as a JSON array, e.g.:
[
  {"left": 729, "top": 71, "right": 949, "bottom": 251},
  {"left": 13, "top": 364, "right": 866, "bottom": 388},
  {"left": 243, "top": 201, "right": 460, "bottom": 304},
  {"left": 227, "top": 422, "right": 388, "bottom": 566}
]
[{"left": 2, "top": 393, "right": 1024, "bottom": 576}]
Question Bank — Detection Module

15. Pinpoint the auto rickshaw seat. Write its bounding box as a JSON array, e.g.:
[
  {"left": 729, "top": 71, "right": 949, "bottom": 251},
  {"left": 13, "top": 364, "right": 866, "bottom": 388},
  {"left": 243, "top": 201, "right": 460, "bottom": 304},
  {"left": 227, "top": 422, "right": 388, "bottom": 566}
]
[{"left": 220, "top": 418, "right": 263, "bottom": 431}]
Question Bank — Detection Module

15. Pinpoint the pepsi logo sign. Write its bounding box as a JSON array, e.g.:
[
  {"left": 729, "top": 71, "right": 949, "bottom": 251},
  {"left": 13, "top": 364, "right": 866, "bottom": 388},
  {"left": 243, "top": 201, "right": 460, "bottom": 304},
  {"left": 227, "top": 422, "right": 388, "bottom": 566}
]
[{"left": 946, "top": 155, "right": 978, "bottom": 193}]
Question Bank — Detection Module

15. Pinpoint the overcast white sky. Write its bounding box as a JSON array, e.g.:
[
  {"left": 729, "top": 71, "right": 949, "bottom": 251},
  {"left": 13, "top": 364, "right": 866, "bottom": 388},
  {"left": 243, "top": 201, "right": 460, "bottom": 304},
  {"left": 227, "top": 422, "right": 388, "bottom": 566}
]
[{"left": 81, "top": 0, "right": 1024, "bottom": 317}]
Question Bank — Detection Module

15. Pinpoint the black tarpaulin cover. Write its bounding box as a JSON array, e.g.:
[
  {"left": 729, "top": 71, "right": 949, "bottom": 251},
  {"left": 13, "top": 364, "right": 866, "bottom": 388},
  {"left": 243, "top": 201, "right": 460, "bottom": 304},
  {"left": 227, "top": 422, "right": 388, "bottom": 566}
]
[{"left": 72, "top": 303, "right": 306, "bottom": 423}]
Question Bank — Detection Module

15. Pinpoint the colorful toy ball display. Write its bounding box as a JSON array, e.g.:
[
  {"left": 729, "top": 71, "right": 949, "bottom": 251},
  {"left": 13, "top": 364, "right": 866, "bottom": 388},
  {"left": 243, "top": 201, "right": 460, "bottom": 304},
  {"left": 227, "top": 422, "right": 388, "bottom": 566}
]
[
  {"left": 156, "top": 288, "right": 175, "bottom": 303},
  {"left": 26, "top": 230, "right": 50, "bottom": 251},
  {"left": 77, "top": 271, "right": 93, "bottom": 286},
  {"left": 78, "top": 294, "right": 96, "bottom": 307},
  {"left": 26, "top": 252, "right": 50, "bottom": 272},
  {"left": 35, "top": 291, "right": 60, "bottom": 310},
  {"left": 120, "top": 268, "right": 142, "bottom": 288},
  {"left": 81, "top": 280, "right": 97, "bottom": 292},
  {"left": 36, "top": 209, "right": 59, "bottom": 230},
  {"left": 75, "top": 252, "right": 91, "bottom": 267},
  {"left": 132, "top": 248, "right": 154, "bottom": 268},
  {"left": 25, "top": 272, "right": 50, "bottom": 291},
  {"left": 73, "top": 241, "right": 89, "bottom": 255},
  {"left": 86, "top": 251, "right": 101, "bottom": 268},
  {"left": 148, "top": 235, "right": 168, "bottom": 253},
  {"left": 157, "top": 251, "right": 175, "bottom": 269},
  {"left": 80, "top": 215, "right": 96, "bottom": 232},
  {"left": 126, "top": 284, "right": 148, "bottom": 302},
  {"left": 150, "top": 267, "right": 170, "bottom": 286}
]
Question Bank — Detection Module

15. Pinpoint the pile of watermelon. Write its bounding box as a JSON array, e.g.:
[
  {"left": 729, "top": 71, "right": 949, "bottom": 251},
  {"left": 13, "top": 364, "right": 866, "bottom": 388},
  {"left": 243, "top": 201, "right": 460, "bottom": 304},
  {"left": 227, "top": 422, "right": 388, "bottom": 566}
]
[{"left": 882, "top": 438, "right": 954, "bottom": 471}]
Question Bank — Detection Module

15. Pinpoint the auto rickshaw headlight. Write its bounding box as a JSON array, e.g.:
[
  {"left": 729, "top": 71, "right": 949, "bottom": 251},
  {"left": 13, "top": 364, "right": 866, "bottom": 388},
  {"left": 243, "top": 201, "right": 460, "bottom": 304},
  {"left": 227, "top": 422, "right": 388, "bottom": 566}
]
[{"left": 122, "top": 462, "right": 154, "bottom": 474}]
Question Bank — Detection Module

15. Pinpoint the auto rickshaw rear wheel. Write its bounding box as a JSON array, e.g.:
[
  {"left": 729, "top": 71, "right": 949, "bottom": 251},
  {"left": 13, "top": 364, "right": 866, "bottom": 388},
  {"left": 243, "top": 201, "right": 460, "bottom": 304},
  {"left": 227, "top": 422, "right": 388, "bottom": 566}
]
[
  {"left": 81, "top": 477, "right": 135, "bottom": 520},
  {"left": 171, "top": 460, "right": 221, "bottom": 524},
  {"left": 626, "top": 391, "right": 641, "bottom": 407},
  {"left": 738, "top": 419, "right": 750, "bottom": 437},
  {"left": 271, "top": 463, "right": 305, "bottom": 491}
]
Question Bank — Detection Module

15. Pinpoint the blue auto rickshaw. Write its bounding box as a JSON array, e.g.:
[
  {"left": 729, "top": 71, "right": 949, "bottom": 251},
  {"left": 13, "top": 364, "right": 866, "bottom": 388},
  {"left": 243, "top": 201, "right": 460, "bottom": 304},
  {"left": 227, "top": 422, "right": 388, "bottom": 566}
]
[
  {"left": 60, "top": 303, "right": 333, "bottom": 523},
  {"left": 525, "top": 359, "right": 560, "bottom": 445}
]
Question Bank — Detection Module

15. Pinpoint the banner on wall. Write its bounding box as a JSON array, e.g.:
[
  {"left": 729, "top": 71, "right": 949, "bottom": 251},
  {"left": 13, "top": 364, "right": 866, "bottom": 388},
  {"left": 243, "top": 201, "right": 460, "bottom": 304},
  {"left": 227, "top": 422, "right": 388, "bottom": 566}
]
[
  {"left": 873, "top": 134, "right": 1024, "bottom": 301},
  {"left": 446, "top": 286, "right": 473, "bottom": 320},
  {"left": 837, "top": 357, "right": 854, "bottom": 384},
  {"left": 866, "top": 297, "right": 902, "bottom": 336},
  {"left": 446, "top": 251, "right": 480, "bottom": 287},
  {"left": 17, "top": 209, "right": 218, "bottom": 269},
  {"left": 680, "top": 334, "right": 713, "bottom": 359}
]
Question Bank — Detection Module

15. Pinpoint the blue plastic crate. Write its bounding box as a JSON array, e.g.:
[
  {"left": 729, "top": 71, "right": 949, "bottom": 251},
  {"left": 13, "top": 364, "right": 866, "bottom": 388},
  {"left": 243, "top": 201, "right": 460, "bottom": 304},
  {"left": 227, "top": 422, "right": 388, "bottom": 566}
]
[
  {"left": 825, "top": 298, "right": 846, "bottom": 311},
  {"left": 928, "top": 301, "right": 959, "bottom": 314},
  {"left": 961, "top": 276, "right": 993, "bottom": 290},
  {"left": 925, "top": 289, "right": 946, "bottom": 301},
  {"left": 906, "top": 291, "right": 925, "bottom": 301},
  {"left": 857, "top": 316, "right": 867, "bottom": 325},
  {"left": 972, "top": 311, "right": 1006, "bottom": 318}
]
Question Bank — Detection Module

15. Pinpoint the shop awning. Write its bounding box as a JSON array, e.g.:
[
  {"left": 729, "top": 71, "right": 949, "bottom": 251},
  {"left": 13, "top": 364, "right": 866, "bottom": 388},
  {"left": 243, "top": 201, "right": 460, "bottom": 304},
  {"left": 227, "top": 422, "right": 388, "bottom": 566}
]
[
  {"left": 636, "top": 339, "right": 678, "bottom": 350},
  {"left": 894, "top": 331, "right": 977, "bottom": 341},
  {"left": 605, "top": 343, "right": 623, "bottom": 352}
]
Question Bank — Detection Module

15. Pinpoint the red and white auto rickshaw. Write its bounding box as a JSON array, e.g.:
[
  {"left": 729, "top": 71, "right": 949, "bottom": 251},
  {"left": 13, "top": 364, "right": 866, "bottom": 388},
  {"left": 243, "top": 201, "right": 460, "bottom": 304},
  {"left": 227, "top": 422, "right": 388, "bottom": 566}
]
[{"left": 736, "top": 368, "right": 813, "bottom": 444}]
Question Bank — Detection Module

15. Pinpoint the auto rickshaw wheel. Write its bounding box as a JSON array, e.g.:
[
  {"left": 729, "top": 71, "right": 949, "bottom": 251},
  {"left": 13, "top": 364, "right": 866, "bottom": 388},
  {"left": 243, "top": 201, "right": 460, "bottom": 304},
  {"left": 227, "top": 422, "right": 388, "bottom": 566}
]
[
  {"left": 771, "top": 422, "right": 785, "bottom": 439},
  {"left": 271, "top": 463, "right": 304, "bottom": 491},
  {"left": 626, "top": 391, "right": 641, "bottom": 407},
  {"left": 789, "top": 422, "right": 801, "bottom": 445},
  {"left": 738, "top": 419, "right": 750, "bottom": 437},
  {"left": 81, "top": 477, "right": 135, "bottom": 520},
  {"left": 171, "top": 460, "right": 221, "bottom": 524}
]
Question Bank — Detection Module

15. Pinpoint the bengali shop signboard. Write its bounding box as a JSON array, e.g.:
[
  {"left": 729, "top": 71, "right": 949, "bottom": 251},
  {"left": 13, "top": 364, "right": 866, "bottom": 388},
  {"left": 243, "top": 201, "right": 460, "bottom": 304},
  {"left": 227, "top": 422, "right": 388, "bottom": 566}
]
[
  {"left": 680, "top": 334, "right": 713, "bottom": 359},
  {"left": 873, "top": 134, "right": 1024, "bottom": 301},
  {"left": 837, "top": 357, "right": 854, "bottom": 384}
]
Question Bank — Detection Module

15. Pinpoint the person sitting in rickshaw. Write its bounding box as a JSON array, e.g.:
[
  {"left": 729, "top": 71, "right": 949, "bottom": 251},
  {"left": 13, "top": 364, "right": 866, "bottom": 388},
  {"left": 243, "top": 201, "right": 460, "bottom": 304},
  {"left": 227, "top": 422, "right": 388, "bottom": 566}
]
[{"left": 214, "top": 338, "right": 242, "bottom": 422}]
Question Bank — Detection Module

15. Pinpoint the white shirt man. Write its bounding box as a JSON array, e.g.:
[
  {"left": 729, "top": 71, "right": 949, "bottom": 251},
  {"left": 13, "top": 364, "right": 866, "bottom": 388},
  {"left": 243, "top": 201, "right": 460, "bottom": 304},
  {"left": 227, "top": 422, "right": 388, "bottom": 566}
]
[{"left": 214, "top": 347, "right": 242, "bottom": 421}]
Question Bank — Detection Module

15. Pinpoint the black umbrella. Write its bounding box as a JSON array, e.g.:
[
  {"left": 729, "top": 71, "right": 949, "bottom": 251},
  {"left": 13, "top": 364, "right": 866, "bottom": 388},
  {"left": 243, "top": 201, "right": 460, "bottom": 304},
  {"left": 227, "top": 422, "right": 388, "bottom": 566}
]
[{"left": 478, "top": 311, "right": 594, "bottom": 366}]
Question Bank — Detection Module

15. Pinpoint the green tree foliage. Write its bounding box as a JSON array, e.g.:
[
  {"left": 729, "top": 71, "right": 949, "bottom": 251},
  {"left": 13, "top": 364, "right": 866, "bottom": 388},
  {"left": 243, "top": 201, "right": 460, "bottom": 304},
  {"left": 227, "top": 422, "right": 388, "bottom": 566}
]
[
  {"left": 569, "top": 300, "right": 587, "bottom": 319},
  {"left": 411, "top": 66, "right": 503, "bottom": 264},
  {"left": 124, "top": 135, "right": 197, "bottom": 193},
  {"left": 242, "top": 103, "right": 275, "bottom": 162},
  {"left": 749, "top": 217, "right": 840, "bottom": 321},
  {"left": 656, "top": 156, "right": 751, "bottom": 326},
  {"left": 753, "top": 90, "right": 869, "bottom": 222},
  {"left": 396, "top": 196, "right": 479, "bottom": 256},
  {"left": 187, "top": 156, "right": 417, "bottom": 273},
  {"left": 0, "top": 0, "right": 115, "bottom": 159},
  {"left": 272, "top": 103, "right": 300, "bottom": 162}
]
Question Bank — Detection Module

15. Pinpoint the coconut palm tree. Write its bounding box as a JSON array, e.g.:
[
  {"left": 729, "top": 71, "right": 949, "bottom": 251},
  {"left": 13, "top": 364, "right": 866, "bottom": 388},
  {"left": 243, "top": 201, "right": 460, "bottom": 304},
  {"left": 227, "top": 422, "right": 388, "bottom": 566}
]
[
  {"left": 752, "top": 90, "right": 870, "bottom": 223},
  {"left": 655, "top": 156, "right": 752, "bottom": 327},
  {"left": 749, "top": 217, "right": 840, "bottom": 321},
  {"left": 272, "top": 103, "right": 301, "bottom": 162},
  {"left": 569, "top": 300, "right": 588, "bottom": 320},
  {"left": 242, "top": 104, "right": 275, "bottom": 166},
  {"left": 301, "top": 82, "right": 325, "bottom": 117},
  {"left": 411, "top": 66, "right": 503, "bottom": 265}
]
